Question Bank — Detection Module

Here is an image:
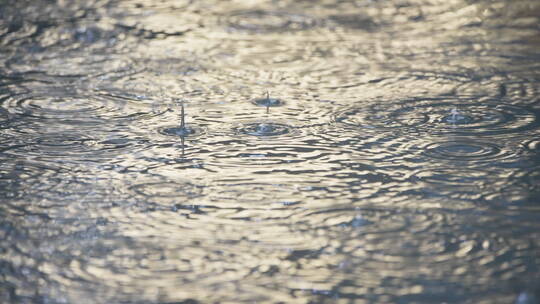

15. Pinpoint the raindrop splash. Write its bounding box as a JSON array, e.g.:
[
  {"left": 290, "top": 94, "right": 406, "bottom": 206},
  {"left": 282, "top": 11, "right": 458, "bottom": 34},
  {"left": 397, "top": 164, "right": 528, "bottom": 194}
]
[
  {"left": 252, "top": 91, "right": 284, "bottom": 114},
  {"left": 238, "top": 122, "right": 291, "bottom": 137},
  {"left": 159, "top": 100, "right": 197, "bottom": 137}
]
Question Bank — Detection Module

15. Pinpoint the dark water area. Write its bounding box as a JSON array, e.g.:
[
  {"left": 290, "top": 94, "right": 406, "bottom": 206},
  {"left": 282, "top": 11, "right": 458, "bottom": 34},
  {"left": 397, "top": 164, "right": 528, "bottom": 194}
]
[{"left": 1, "top": 0, "right": 540, "bottom": 303}]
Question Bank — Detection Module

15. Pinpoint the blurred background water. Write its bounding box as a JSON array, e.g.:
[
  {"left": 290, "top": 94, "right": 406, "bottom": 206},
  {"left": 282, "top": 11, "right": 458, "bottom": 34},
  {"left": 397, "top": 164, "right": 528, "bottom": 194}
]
[{"left": 1, "top": 0, "right": 539, "bottom": 303}]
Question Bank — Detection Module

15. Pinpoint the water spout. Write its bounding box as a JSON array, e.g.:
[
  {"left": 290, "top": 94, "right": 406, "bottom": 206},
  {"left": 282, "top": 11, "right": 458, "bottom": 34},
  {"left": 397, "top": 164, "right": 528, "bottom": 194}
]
[
  {"left": 448, "top": 107, "right": 461, "bottom": 126},
  {"left": 266, "top": 91, "right": 270, "bottom": 114},
  {"left": 180, "top": 99, "right": 186, "bottom": 129}
]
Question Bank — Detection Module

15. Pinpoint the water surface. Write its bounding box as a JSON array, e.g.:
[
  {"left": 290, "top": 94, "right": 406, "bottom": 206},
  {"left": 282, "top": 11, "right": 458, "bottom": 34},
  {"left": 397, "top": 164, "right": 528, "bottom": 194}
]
[{"left": 1, "top": 0, "right": 540, "bottom": 303}]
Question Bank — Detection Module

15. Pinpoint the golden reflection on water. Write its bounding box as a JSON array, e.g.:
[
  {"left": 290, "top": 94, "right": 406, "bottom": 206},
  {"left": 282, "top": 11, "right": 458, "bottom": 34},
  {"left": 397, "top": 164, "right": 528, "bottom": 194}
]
[{"left": 0, "top": 0, "right": 540, "bottom": 303}]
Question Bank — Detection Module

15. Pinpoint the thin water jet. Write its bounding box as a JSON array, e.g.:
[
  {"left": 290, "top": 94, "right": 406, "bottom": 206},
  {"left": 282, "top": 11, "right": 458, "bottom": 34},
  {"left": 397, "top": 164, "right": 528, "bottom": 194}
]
[
  {"left": 448, "top": 107, "right": 461, "bottom": 125},
  {"left": 159, "top": 100, "right": 200, "bottom": 159},
  {"left": 266, "top": 91, "right": 270, "bottom": 114},
  {"left": 177, "top": 100, "right": 189, "bottom": 156},
  {"left": 175, "top": 99, "right": 194, "bottom": 136}
]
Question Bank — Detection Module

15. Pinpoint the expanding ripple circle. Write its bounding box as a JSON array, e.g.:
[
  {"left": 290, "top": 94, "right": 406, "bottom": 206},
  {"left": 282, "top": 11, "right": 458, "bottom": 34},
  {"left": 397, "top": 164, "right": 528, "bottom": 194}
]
[
  {"left": 412, "top": 167, "right": 499, "bottom": 187},
  {"left": 334, "top": 99, "right": 539, "bottom": 136},
  {"left": 251, "top": 96, "right": 284, "bottom": 107},
  {"left": 236, "top": 122, "right": 292, "bottom": 137},
  {"left": 224, "top": 10, "right": 318, "bottom": 33},
  {"left": 2, "top": 88, "right": 166, "bottom": 123},
  {"left": 13, "top": 95, "right": 102, "bottom": 118},
  {"left": 423, "top": 140, "right": 502, "bottom": 161},
  {"left": 0, "top": 132, "right": 147, "bottom": 161},
  {"left": 130, "top": 181, "right": 203, "bottom": 199},
  {"left": 408, "top": 167, "right": 503, "bottom": 206},
  {"left": 159, "top": 126, "right": 200, "bottom": 137}
]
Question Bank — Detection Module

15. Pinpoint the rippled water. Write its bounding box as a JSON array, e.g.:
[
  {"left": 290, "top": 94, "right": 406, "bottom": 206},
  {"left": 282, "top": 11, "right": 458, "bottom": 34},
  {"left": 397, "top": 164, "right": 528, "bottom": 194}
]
[{"left": 1, "top": 0, "right": 540, "bottom": 303}]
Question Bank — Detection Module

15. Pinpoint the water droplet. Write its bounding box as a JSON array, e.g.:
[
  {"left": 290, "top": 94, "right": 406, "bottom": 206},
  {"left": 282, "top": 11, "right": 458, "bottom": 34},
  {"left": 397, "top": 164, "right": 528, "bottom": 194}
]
[
  {"left": 159, "top": 126, "right": 198, "bottom": 137},
  {"left": 252, "top": 97, "right": 283, "bottom": 107},
  {"left": 237, "top": 122, "right": 291, "bottom": 137}
]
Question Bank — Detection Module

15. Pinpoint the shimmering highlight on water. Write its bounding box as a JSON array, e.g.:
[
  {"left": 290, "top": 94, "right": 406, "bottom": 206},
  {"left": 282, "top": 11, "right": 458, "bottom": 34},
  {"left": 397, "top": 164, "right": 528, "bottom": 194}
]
[{"left": 1, "top": 0, "right": 540, "bottom": 303}]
